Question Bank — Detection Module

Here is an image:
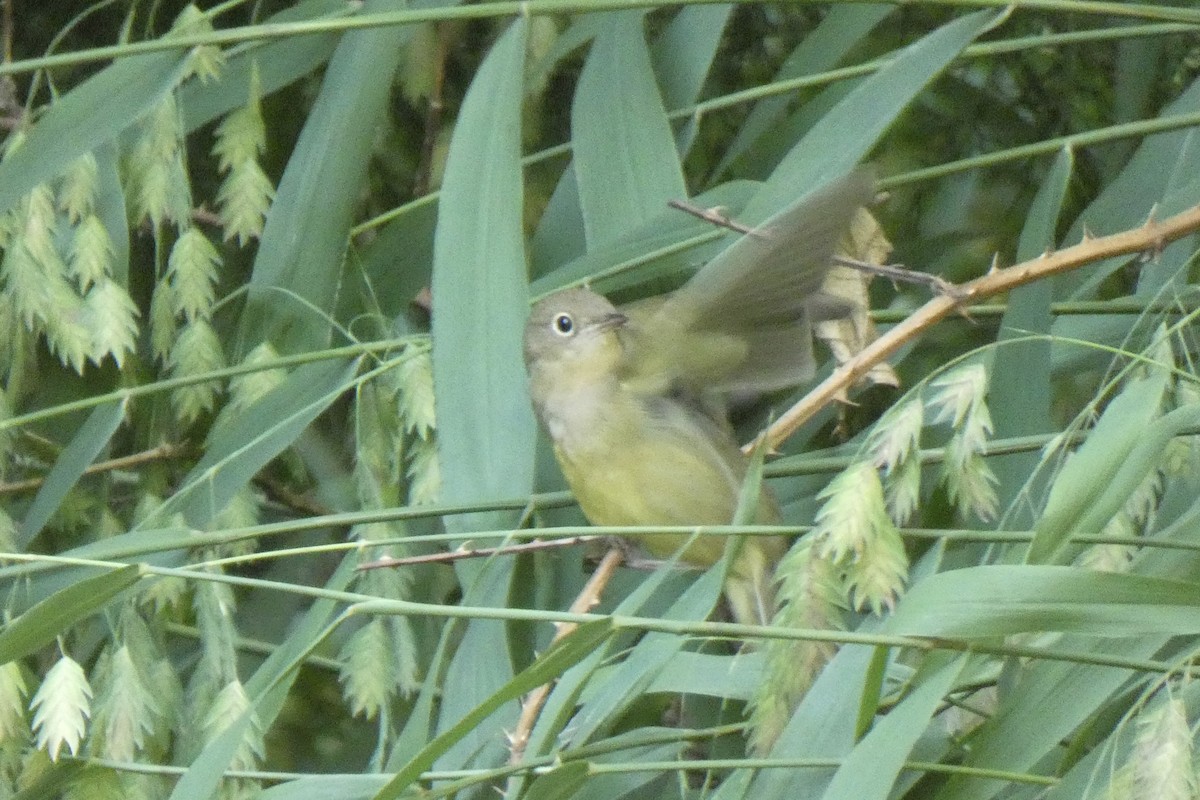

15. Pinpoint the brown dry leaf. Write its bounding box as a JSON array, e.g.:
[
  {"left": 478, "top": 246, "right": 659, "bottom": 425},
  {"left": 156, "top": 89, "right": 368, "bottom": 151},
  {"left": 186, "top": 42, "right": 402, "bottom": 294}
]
[{"left": 816, "top": 207, "right": 900, "bottom": 399}]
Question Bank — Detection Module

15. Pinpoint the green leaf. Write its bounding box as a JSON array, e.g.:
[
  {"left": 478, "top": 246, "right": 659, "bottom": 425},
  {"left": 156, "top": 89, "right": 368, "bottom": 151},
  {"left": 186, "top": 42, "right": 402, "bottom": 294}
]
[
  {"left": 531, "top": 165, "right": 587, "bottom": 277},
  {"left": 939, "top": 632, "right": 1166, "bottom": 800},
  {"left": 824, "top": 655, "right": 967, "bottom": 800},
  {"left": 530, "top": 180, "right": 756, "bottom": 297},
  {"left": 19, "top": 398, "right": 126, "bottom": 548},
  {"left": 170, "top": 556, "right": 360, "bottom": 800},
  {"left": 1028, "top": 374, "right": 1177, "bottom": 564},
  {"left": 641, "top": 650, "right": 760, "bottom": 700},
  {"left": 744, "top": 643, "right": 877, "bottom": 797},
  {"left": 430, "top": 15, "right": 534, "bottom": 513},
  {"left": 651, "top": 4, "right": 733, "bottom": 110},
  {"left": 427, "top": 16, "right": 535, "bottom": 772},
  {"left": 388, "top": 596, "right": 456, "bottom": 771},
  {"left": 816, "top": 657, "right": 964, "bottom": 800},
  {"left": 259, "top": 775, "right": 387, "bottom": 800},
  {"left": 523, "top": 762, "right": 591, "bottom": 800},
  {"left": 376, "top": 619, "right": 613, "bottom": 800},
  {"left": 1059, "top": 77, "right": 1200, "bottom": 299},
  {"left": 1040, "top": 677, "right": 1200, "bottom": 800},
  {"left": 349, "top": 198, "right": 437, "bottom": 330},
  {"left": 573, "top": 11, "right": 688, "bottom": 248},
  {"left": 714, "top": 3, "right": 893, "bottom": 178},
  {"left": 0, "top": 51, "right": 191, "bottom": 217},
  {"left": 522, "top": 564, "right": 686, "bottom": 761},
  {"left": 569, "top": 734, "right": 686, "bottom": 800},
  {"left": 239, "top": 0, "right": 408, "bottom": 355},
  {"left": 180, "top": 0, "right": 345, "bottom": 132},
  {"left": 567, "top": 564, "right": 723, "bottom": 745},
  {"left": 744, "top": 9, "right": 1005, "bottom": 221},
  {"left": 889, "top": 565, "right": 1200, "bottom": 637},
  {"left": 165, "top": 357, "right": 360, "bottom": 528},
  {"left": 431, "top": 559, "right": 518, "bottom": 769},
  {"left": 989, "top": 148, "right": 1073, "bottom": 517},
  {"left": 528, "top": 15, "right": 604, "bottom": 87},
  {"left": 0, "top": 564, "right": 140, "bottom": 665}
]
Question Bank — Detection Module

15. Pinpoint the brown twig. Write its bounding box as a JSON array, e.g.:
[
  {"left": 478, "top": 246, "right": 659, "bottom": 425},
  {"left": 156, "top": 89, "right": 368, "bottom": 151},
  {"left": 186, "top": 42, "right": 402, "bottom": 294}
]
[
  {"left": 254, "top": 475, "right": 332, "bottom": 518},
  {"left": 0, "top": 442, "right": 186, "bottom": 495},
  {"left": 190, "top": 204, "right": 224, "bottom": 228},
  {"left": 667, "top": 198, "right": 760, "bottom": 236},
  {"left": 760, "top": 201, "right": 1200, "bottom": 451},
  {"left": 830, "top": 254, "right": 966, "bottom": 299},
  {"left": 356, "top": 536, "right": 592, "bottom": 571},
  {"left": 667, "top": 198, "right": 957, "bottom": 296},
  {"left": 507, "top": 546, "right": 625, "bottom": 765}
]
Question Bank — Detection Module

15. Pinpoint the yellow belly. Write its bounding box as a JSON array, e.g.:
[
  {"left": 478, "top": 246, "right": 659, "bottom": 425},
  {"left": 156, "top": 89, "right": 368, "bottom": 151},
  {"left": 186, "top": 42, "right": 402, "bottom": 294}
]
[{"left": 553, "top": 394, "right": 782, "bottom": 569}]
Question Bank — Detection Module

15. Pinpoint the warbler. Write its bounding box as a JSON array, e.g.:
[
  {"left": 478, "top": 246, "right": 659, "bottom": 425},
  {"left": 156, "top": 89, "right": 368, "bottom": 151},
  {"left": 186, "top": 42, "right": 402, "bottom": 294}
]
[{"left": 523, "top": 170, "right": 875, "bottom": 626}]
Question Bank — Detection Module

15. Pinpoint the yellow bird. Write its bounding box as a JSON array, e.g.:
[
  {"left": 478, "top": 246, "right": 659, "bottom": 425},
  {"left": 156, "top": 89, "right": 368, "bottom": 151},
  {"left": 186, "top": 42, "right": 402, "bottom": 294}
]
[{"left": 523, "top": 170, "right": 874, "bottom": 626}]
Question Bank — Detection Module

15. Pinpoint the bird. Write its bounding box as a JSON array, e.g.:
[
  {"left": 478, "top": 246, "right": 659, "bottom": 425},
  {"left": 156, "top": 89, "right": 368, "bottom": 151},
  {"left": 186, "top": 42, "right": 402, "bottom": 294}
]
[{"left": 522, "top": 169, "right": 875, "bottom": 627}]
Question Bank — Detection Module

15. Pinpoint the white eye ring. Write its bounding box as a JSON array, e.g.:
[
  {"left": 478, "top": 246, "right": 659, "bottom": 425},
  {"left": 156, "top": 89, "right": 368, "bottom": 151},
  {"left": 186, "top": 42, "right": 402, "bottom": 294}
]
[{"left": 552, "top": 312, "right": 575, "bottom": 336}]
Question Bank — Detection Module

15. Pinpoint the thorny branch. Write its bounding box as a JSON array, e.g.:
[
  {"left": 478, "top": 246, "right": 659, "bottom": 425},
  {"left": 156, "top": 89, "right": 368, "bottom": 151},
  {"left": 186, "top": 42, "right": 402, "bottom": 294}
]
[
  {"left": 761, "top": 201, "right": 1200, "bottom": 451},
  {"left": 507, "top": 546, "right": 625, "bottom": 765}
]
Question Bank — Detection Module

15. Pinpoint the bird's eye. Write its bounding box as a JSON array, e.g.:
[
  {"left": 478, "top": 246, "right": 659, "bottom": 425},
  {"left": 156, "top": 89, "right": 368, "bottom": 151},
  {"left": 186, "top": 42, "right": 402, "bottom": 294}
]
[{"left": 552, "top": 313, "right": 574, "bottom": 336}]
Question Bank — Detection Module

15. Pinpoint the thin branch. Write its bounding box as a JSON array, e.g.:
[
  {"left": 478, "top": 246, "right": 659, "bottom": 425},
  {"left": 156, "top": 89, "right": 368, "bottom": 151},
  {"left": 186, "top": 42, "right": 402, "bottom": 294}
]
[
  {"left": 508, "top": 546, "right": 625, "bottom": 766},
  {"left": 2, "top": 2, "right": 1199, "bottom": 80},
  {"left": 0, "top": 442, "right": 186, "bottom": 495},
  {"left": 190, "top": 204, "right": 224, "bottom": 227},
  {"left": 667, "top": 198, "right": 959, "bottom": 297},
  {"left": 761, "top": 201, "right": 1200, "bottom": 451},
  {"left": 356, "top": 536, "right": 591, "bottom": 571},
  {"left": 667, "top": 198, "right": 761, "bottom": 236},
  {"left": 254, "top": 475, "right": 332, "bottom": 518},
  {"left": 830, "top": 254, "right": 966, "bottom": 299}
]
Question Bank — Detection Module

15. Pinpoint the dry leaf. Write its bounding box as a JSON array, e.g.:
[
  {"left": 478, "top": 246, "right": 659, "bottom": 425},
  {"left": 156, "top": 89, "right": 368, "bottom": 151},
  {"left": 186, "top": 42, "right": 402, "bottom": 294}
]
[{"left": 816, "top": 207, "right": 900, "bottom": 398}]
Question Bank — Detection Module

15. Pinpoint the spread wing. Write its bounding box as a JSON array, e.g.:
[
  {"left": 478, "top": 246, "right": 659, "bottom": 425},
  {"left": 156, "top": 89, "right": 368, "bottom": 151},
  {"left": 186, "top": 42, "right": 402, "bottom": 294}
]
[{"left": 622, "top": 169, "right": 876, "bottom": 396}]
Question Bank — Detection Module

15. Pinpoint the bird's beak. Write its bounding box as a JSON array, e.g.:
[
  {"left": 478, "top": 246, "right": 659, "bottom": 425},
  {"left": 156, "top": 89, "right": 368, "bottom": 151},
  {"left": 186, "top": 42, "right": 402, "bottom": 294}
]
[{"left": 597, "top": 312, "right": 628, "bottom": 330}]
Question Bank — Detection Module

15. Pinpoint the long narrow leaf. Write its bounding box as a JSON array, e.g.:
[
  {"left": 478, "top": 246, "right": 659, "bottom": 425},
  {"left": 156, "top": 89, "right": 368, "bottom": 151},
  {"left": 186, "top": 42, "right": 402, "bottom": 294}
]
[
  {"left": 19, "top": 398, "right": 126, "bottom": 548},
  {"left": 935, "top": 633, "right": 1166, "bottom": 800},
  {"left": 239, "top": 0, "right": 408, "bottom": 354},
  {"left": 377, "top": 619, "right": 613, "bottom": 800},
  {"left": 0, "top": 51, "right": 190, "bottom": 216},
  {"left": 428, "top": 16, "right": 535, "bottom": 770},
  {"left": 169, "top": 555, "right": 360, "bottom": 800},
  {"left": 889, "top": 565, "right": 1200, "bottom": 637},
  {"left": 651, "top": 5, "right": 731, "bottom": 112},
  {"left": 1028, "top": 375, "right": 1175, "bottom": 564},
  {"left": 989, "top": 149, "right": 1073, "bottom": 517},
  {"left": 745, "top": 9, "right": 1005, "bottom": 221},
  {"left": 823, "top": 655, "right": 967, "bottom": 800},
  {"left": 0, "top": 564, "right": 140, "bottom": 664},
  {"left": 714, "top": 3, "right": 893, "bottom": 178},
  {"left": 573, "top": 11, "right": 687, "bottom": 248},
  {"left": 742, "top": 645, "right": 878, "bottom": 799},
  {"left": 168, "top": 358, "right": 362, "bottom": 528}
]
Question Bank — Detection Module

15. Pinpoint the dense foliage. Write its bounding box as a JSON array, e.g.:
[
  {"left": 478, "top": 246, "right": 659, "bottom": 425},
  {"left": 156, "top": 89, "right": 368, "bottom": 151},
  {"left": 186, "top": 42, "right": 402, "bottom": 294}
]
[{"left": 1, "top": 1, "right": 1200, "bottom": 799}]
